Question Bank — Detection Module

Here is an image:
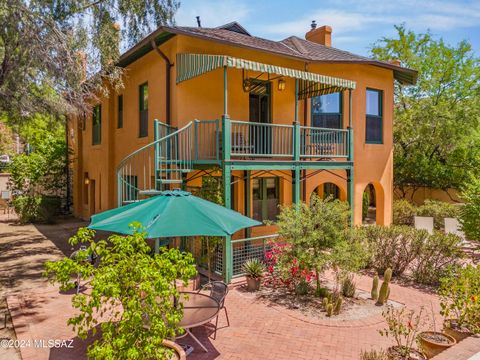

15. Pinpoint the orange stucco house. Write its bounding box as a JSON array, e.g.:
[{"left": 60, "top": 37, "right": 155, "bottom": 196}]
[{"left": 70, "top": 21, "right": 416, "bottom": 279}]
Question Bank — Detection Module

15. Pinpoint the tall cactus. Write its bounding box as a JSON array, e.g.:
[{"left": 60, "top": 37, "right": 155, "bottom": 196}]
[
  {"left": 376, "top": 268, "right": 392, "bottom": 306},
  {"left": 323, "top": 297, "right": 329, "bottom": 310},
  {"left": 326, "top": 303, "right": 333, "bottom": 317},
  {"left": 371, "top": 274, "right": 379, "bottom": 300},
  {"left": 334, "top": 296, "right": 343, "bottom": 315}
]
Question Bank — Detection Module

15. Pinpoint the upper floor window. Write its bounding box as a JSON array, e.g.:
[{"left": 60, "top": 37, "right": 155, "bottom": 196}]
[
  {"left": 117, "top": 95, "right": 123, "bottom": 129},
  {"left": 366, "top": 89, "right": 383, "bottom": 144},
  {"left": 253, "top": 177, "right": 279, "bottom": 222},
  {"left": 139, "top": 83, "right": 148, "bottom": 137},
  {"left": 92, "top": 104, "right": 101, "bottom": 145},
  {"left": 311, "top": 92, "right": 342, "bottom": 129}
]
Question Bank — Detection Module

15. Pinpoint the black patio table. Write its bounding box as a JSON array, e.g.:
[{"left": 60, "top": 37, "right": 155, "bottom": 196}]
[{"left": 176, "top": 291, "right": 220, "bottom": 352}]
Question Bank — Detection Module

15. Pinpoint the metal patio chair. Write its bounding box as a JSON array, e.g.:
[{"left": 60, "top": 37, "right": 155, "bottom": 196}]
[{"left": 199, "top": 280, "right": 230, "bottom": 339}]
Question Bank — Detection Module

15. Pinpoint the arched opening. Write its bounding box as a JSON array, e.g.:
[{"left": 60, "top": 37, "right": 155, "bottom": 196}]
[
  {"left": 311, "top": 182, "right": 342, "bottom": 202},
  {"left": 362, "top": 183, "right": 377, "bottom": 224}
]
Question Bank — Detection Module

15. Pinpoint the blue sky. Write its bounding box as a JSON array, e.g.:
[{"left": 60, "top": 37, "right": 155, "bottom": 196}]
[{"left": 175, "top": 0, "right": 480, "bottom": 56}]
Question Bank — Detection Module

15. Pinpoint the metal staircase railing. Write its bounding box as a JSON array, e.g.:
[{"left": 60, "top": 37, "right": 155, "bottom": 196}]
[{"left": 116, "top": 120, "right": 193, "bottom": 206}]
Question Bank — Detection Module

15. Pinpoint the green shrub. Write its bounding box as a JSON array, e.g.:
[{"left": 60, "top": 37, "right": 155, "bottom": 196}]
[
  {"left": 460, "top": 176, "right": 480, "bottom": 242},
  {"left": 362, "top": 191, "right": 370, "bottom": 220},
  {"left": 412, "top": 232, "right": 464, "bottom": 285},
  {"left": 359, "top": 225, "right": 427, "bottom": 276},
  {"left": 359, "top": 349, "right": 388, "bottom": 360},
  {"left": 417, "top": 200, "right": 460, "bottom": 230},
  {"left": 439, "top": 265, "right": 480, "bottom": 333},
  {"left": 341, "top": 273, "right": 356, "bottom": 298},
  {"left": 392, "top": 199, "right": 416, "bottom": 226},
  {"left": 13, "top": 195, "right": 61, "bottom": 224}
]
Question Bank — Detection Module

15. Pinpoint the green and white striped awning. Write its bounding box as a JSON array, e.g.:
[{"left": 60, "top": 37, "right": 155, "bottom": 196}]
[{"left": 176, "top": 53, "right": 356, "bottom": 99}]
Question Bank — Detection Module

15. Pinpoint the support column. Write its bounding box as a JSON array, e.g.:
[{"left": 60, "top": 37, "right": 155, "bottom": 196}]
[
  {"left": 224, "top": 235, "right": 233, "bottom": 283},
  {"left": 347, "top": 168, "right": 354, "bottom": 225},
  {"left": 292, "top": 79, "right": 301, "bottom": 205},
  {"left": 245, "top": 170, "right": 251, "bottom": 237}
]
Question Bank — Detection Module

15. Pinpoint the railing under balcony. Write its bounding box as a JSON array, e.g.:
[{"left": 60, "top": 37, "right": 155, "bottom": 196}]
[{"left": 300, "top": 126, "right": 349, "bottom": 158}]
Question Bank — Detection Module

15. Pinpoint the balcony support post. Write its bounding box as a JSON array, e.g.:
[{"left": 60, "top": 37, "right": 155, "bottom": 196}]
[
  {"left": 347, "top": 167, "right": 354, "bottom": 225},
  {"left": 347, "top": 89, "right": 354, "bottom": 162},
  {"left": 245, "top": 170, "right": 251, "bottom": 237},
  {"left": 292, "top": 79, "right": 301, "bottom": 205},
  {"left": 224, "top": 235, "right": 233, "bottom": 283}
]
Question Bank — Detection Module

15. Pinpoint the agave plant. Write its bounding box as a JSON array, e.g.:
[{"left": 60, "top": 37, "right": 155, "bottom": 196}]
[{"left": 243, "top": 258, "right": 265, "bottom": 279}]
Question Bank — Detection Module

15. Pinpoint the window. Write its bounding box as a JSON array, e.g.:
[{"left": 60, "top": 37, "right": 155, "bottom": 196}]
[
  {"left": 311, "top": 92, "right": 342, "bottom": 129},
  {"left": 253, "top": 177, "right": 279, "bottom": 221},
  {"left": 92, "top": 104, "right": 101, "bottom": 145},
  {"left": 366, "top": 89, "right": 383, "bottom": 143},
  {"left": 117, "top": 95, "right": 123, "bottom": 129},
  {"left": 139, "top": 83, "right": 148, "bottom": 137}
]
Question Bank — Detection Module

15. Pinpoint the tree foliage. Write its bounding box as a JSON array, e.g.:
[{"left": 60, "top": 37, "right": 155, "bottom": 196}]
[
  {"left": 7, "top": 115, "right": 68, "bottom": 222},
  {"left": 0, "top": 0, "right": 179, "bottom": 123},
  {"left": 274, "top": 195, "right": 368, "bottom": 293},
  {"left": 370, "top": 24, "right": 480, "bottom": 196},
  {"left": 44, "top": 226, "right": 197, "bottom": 359},
  {"left": 460, "top": 174, "right": 480, "bottom": 242}
]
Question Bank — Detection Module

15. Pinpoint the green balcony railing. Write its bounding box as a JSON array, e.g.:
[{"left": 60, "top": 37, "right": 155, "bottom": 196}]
[
  {"left": 300, "top": 126, "right": 349, "bottom": 158},
  {"left": 230, "top": 120, "right": 293, "bottom": 158}
]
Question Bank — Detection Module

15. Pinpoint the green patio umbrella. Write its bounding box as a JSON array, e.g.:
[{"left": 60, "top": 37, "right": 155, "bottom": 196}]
[{"left": 88, "top": 189, "right": 261, "bottom": 238}]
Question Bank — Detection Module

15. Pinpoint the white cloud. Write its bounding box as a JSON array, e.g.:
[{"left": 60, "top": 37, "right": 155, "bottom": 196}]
[
  {"left": 175, "top": 0, "right": 251, "bottom": 27},
  {"left": 255, "top": 0, "right": 480, "bottom": 39}
]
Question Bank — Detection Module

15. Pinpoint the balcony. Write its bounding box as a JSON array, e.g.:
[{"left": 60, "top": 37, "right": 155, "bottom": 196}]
[{"left": 190, "top": 119, "right": 352, "bottom": 163}]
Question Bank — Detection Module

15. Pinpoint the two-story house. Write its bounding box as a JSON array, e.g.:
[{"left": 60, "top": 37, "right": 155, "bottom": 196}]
[{"left": 70, "top": 21, "right": 416, "bottom": 279}]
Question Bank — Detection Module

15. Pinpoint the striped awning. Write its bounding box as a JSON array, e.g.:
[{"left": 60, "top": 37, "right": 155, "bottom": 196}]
[{"left": 176, "top": 53, "right": 356, "bottom": 99}]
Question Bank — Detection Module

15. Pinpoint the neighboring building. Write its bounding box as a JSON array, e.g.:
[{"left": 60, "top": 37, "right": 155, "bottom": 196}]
[{"left": 70, "top": 21, "right": 416, "bottom": 279}]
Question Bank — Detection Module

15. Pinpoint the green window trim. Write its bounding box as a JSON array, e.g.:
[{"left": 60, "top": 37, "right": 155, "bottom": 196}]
[
  {"left": 117, "top": 95, "right": 123, "bottom": 129},
  {"left": 92, "top": 104, "right": 101, "bottom": 145},
  {"left": 365, "top": 88, "right": 383, "bottom": 144},
  {"left": 139, "top": 83, "right": 148, "bottom": 138}
]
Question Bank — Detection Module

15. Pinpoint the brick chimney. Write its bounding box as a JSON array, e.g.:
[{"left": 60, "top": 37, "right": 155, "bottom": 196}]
[
  {"left": 305, "top": 22, "right": 332, "bottom": 47},
  {"left": 388, "top": 59, "right": 401, "bottom": 67}
]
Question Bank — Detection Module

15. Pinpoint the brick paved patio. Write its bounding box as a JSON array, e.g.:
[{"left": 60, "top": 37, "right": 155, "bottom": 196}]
[{"left": 1, "top": 214, "right": 479, "bottom": 359}]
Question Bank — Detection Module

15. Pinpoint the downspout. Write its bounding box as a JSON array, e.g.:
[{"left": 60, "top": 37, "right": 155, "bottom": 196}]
[{"left": 150, "top": 39, "right": 172, "bottom": 125}]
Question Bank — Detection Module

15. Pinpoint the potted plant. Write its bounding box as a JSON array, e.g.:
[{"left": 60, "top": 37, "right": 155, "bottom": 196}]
[
  {"left": 243, "top": 258, "right": 265, "bottom": 291},
  {"left": 417, "top": 331, "right": 455, "bottom": 359},
  {"left": 379, "top": 306, "right": 427, "bottom": 360},
  {"left": 439, "top": 265, "right": 480, "bottom": 342},
  {"left": 163, "top": 339, "right": 186, "bottom": 360}
]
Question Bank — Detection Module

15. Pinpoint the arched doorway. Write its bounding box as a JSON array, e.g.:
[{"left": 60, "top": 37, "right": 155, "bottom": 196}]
[
  {"left": 311, "top": 182, "right": 342, "bottom": 202},
  {"left": 362, "top": 183, "right": 376, "bottom": 224}
]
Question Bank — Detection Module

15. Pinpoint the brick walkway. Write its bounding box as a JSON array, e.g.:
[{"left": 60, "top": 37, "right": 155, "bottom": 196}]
[{"left": 1, "top": 214, "right": 480, "bottom": 359}]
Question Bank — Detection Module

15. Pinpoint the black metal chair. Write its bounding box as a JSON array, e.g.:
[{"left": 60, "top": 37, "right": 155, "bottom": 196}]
[{"left": 201, "top": 281, "right": 230, "bottom": 339}]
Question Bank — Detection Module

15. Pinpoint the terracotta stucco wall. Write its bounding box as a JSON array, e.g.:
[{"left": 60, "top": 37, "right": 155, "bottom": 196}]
[{"left": 72, "top": 33, "right": 395, "bottom": 225}]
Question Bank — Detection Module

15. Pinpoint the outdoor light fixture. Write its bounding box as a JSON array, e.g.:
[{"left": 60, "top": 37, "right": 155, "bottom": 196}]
[
  {"left": 243, "top": 79, "right": 252, "bottom": 92},
  {"left": 84, "top": 175, "right": 90, "bottom": 185},
  {"left": 278, "top": 78, "right": 286, "bottom": 91}
]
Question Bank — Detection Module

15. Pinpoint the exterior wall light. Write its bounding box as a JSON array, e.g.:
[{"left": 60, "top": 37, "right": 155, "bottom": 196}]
[
  {"left": 278, "top": 78, "right": 286, "bottom": 91},
  {"left": 84, "top": 176, "right": 90, "bottom": 185},
  {"left": 243, "top": 79, "right": 252, "bottom": 92}
]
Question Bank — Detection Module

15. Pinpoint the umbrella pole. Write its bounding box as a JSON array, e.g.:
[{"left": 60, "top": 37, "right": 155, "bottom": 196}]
[{"left": 154, "top": 238, "right": 159, "bottom": 254}]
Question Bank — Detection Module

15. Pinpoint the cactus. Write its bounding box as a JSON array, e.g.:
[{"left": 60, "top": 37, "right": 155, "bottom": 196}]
[
  {"left": 376, "top": 268, "right": 392, "bottom": 306},
  {"left": 326, "top": 303, "right": 333, "bottom": 317},
  {"left": 371, "top": 274, "right": 379, "bottom": 300},
  {"left": 383, "top": 268, "right": 392, "bottom": 282},
  {"left": 322, "top": 297, "right": 329, "bottom": 310},
  {"left": 334, "top": 296, "right": 343, "bottom": 315}
]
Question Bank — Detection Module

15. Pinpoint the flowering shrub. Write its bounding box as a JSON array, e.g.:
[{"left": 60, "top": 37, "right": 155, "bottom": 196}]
[{"left": 264, "top": 242, "right": 316, "bottom": 293}]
